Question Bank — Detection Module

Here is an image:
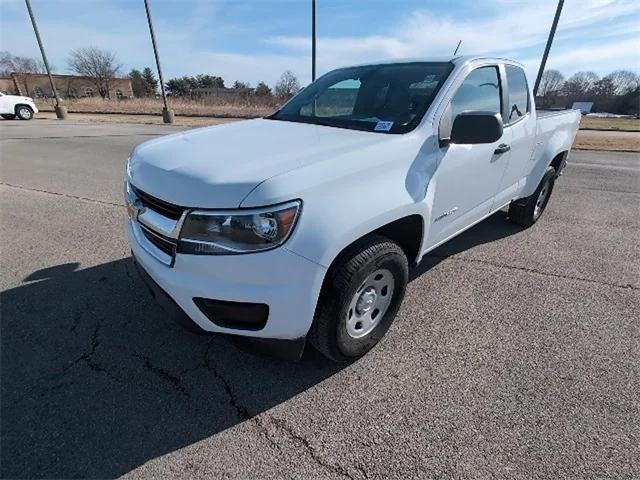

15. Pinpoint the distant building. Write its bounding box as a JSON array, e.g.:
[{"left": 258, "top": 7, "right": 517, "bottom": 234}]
[
  {"left": 0, "top": 72, "right": 133, "bottom": 99},
  {"left": 0, "top": 77, "right": 14, "bottom": 95},
  {"left": 191, "top": 87, "right": 254, "bottom": 100}
]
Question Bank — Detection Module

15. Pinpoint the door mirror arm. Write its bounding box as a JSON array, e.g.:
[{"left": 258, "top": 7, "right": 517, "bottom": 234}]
[{"left": 438, "top": 137, "right": 451, "bottom": 149}]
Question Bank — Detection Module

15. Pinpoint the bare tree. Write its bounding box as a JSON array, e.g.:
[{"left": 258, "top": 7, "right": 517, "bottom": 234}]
[
  {"left": 538, "top": 69, "right": 565, "bottom": 97},
  {"left": 0, "top": 51, "right": 48, "bottom": 96},
  {"left": 0, "top": 51, "right": 47, "bottom": 76},
  {"left": 562, "top": 71, "right": 599, "bottom": 97},
  {"left": 68, "top": 47, "right": 121, "bottom": 98},
  {"left": 274, "top": 70, "right": 301, "bottom": 99},
  {"left": 604, "top": 70, "right": 639, "bottom": 95}
]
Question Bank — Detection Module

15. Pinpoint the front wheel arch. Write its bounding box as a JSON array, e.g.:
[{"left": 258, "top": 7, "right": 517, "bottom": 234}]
[
  {"left": 15, "top": 104, "right": 34, "bottom": 120},
  {"left": 308, "top": 234, "right": 409, "bottom": 361}
]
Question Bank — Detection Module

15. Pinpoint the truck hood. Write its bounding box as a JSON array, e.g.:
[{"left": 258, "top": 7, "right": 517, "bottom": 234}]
[{"left": 128, "top": 118, "right": 393, "bottom": 208}]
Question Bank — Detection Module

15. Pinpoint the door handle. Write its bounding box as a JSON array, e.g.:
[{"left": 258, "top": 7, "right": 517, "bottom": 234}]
[{"left": 494, "top": 144, "right": 511, "bottom": 154}]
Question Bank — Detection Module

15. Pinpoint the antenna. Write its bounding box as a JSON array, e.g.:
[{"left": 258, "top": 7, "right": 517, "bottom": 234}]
[{"left": 453, "top": 40, "right": 462, "bottom": 56}]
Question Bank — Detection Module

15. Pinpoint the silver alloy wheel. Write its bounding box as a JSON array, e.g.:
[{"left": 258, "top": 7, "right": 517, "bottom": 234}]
[
  {"left": 346, "top": 268, "right": 395, "bottom": 339},
  {"left": 533, "top": 178, "right": 550, "bottom": 220},
  {"left": 17, "top": 106, "right": 32, "bottom": 120}
]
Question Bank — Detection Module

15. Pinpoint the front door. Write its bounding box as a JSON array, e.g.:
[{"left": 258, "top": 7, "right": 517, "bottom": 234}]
[{"left": 426, "top": 65, "right": 511, "bottom": 248}]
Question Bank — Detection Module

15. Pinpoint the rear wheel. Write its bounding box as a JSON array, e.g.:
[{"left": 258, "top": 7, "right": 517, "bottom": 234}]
[
  {"left": 508, "top": 166, "right": 556, "bottom": 227},
  {"left": 1, "top": 114, "right": 16, "bottom": 120},
  {"left": 16, "top": 105, "right": 33, "bottom": 120},
  {"left": 309, "top": 235, "right": 408, "bottom": 362}
]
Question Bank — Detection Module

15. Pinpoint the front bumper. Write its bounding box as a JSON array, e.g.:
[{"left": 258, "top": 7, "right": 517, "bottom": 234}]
[{"left": 126, "top": 218, "right": 327, "bottom": 341}]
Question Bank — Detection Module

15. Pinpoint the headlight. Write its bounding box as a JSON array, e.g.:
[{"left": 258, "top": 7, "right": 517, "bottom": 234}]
[{"left": 178, "top": 201, "right": 301, "bottom": 254}]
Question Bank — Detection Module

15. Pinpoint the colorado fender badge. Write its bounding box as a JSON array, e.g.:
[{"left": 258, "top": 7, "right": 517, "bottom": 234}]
[{"left": 434, "top": 207, "right": 458, "bottom": 223}]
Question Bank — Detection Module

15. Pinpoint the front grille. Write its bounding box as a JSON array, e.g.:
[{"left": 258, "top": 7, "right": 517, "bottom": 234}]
[
  {"left": 133, "top": 185, "right": 186, "bottom": 220},
  {"left": 140, "top": 225, "right": 176, "bottom": 257}
]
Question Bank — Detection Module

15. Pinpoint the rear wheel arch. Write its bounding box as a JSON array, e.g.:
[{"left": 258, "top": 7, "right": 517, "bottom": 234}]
[{"left": 549, "top": 151, "right": 567, "bottom": 173}]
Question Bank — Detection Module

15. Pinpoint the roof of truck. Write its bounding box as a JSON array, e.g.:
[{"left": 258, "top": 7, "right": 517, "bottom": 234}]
[{"left": 343, "top": 55, "right": 525, "bottom": 69}]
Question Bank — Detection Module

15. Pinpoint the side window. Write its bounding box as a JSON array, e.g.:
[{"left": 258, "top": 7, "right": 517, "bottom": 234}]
[
  {"left": 505, "top": 65, "right": 529, "bottom": 123},
  {"left": 450, "top": 66, "right": 501, "bottom": 118}
]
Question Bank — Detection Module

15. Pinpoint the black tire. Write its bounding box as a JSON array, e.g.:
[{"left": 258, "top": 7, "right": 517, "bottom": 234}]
[
  {"left": 1, "top": 114, "right": 16, "bottom": 120},
  {"left": 309, "top": 234, "right": 408, "bottom": 362},
  {"left": 508, "top": 166, "right": 556, "bottom": 227},
  {"left": 15, "top": 105, "right": 33, "bottom": 120}
]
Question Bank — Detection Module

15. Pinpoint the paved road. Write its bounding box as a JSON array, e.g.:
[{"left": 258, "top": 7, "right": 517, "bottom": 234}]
[{"left": 1, "top": 119, "right": 638, "bottom": 479}]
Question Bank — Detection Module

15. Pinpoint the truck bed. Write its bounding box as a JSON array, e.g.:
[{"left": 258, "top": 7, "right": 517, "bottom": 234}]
[
  {"left": 536, "top": 108, "right": 577, "bottom": 120},
  {"left": 535, "top": 108, "right": 581, "bottom": 150}
]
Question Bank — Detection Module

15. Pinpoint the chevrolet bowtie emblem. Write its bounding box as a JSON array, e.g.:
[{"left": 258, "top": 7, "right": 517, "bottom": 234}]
[{"left": 125, "top": 197, "right": 145, "bottom": 220}]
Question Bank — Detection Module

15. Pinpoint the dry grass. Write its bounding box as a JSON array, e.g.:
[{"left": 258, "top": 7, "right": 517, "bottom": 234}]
[
  {"left": 574, "top": 130, "right": 640, "bottom": 152},
  {"left": 37, "top": 98, "right": 639, "bottom": 132},
  {"left": 36, "top": 96, "right": 275, "bottom": 119},
  {"left": 580, "top": 116, "right": 640, "bottom": 132},
  {"left": 34, "top": 108, "right": 639, "bottom": 152},
  {"left": 35, "top": 111, "right": 242, "bottom": 127}
]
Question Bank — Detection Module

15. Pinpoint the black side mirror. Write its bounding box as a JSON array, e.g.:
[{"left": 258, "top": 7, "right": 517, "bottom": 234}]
[{"left": 450, "top": 112, "right": 503, "bottom": 144}]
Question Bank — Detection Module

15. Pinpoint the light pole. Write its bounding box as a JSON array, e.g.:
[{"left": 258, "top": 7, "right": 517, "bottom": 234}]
[
  {"left": 311, "top": 0, "right": 316, "bottom": 81},
  {"left": 534, "top": 0, "right": 564, "bottom": 97},
  {"left": 24, "top": 0, "right": 67, "bottom": 119},
  {"left": 143, "top": 0, "right": 173, "bottom": 123}
]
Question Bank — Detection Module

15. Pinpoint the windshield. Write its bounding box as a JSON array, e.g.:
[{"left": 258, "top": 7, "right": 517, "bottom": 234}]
[{"left": 269, "top": 62, "right": 453, "bottom": 134}]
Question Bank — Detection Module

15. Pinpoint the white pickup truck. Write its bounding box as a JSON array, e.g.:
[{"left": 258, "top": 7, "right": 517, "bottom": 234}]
[
  {"left": 125, "top": 56, "right": 580, "bottom": 361},
  {"left": 0, "top": 92, "right": 38, "bottom": 120}
]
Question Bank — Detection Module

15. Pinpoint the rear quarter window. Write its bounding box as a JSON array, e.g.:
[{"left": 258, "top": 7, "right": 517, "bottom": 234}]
[{"left": 505, "top": 65, "right": 530, "bottom": 123}]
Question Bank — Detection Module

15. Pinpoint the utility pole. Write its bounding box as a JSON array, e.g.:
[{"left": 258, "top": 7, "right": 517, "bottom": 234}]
[
  {"left": 143, "top": 0, "right": 173, "bottom": 123},
  {"left": 311, "top": 0, "right": 316, "bottom": 81},
  {"left": 534, "top": 0, "right": 564, "bottom": 97},
  {"left": 24, "top": 0, "right": 67, "bottom": 119}
]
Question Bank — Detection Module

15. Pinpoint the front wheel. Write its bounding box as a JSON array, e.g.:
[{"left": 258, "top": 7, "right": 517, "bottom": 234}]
[
  {"left": 16, "top": 105, "right": 34, "bottom": 120},
  {"left": 1, "top": 114, "right": 16, "bottom": 120},
  {"left": 309, "top": 235, "right": 408, "bottom": 362},
  {"left": 508, "top": 166, "right": 556, "bottom": 227}
]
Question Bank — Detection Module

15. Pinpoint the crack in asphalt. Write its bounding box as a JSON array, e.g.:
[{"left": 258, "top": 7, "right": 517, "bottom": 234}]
[
  {"left": 137, "top": 355, "right": 191, "bottom": 399},
  {"left": 428, "top": 254, "right": 639, "bottom": 291},
  {"left": 203, "top": 340, "right": 250, "bottom": 420},
  {"left": 61, "top": 320, "right": 193, "bottom": 400},
  {"left": 266, "top": 416, "right": 361, "bottom": 480},
  {"left": 202, "top": 340, "right": 364, "bottom": 479},
  {"left": 0, "top": 182, "right": 124, "bottom": 208},
  {"left": 63, "top": 322, "right": 115, "bottom": 378},
  {"left": 123, "top": 261, "right": 136, "bottom": 284}
]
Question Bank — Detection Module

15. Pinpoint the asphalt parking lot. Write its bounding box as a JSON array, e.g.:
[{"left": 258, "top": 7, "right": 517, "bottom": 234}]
[{"left": 1, "top": 119, "right": 638, "bottom": 479}]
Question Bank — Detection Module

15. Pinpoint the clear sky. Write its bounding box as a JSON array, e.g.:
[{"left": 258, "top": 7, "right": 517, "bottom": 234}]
[{"left": 1, "top": 0, "right": 638, "bottom": 87}]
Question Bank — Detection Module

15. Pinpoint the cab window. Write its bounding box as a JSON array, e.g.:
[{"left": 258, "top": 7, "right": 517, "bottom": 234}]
[
  {"left": 451, "top": 66, "right": 502, "bottom": 118},
  {"left": 505, "top": 65, "right": 530, "bottom": 123},
  {"left": 439, "top": 66, "right": 502, "bottom": 139}
]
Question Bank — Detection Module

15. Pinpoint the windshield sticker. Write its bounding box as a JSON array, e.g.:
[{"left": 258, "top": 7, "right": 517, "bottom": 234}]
[{"left": 374, "top": 121, "right": 394, "bottom": 132}]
